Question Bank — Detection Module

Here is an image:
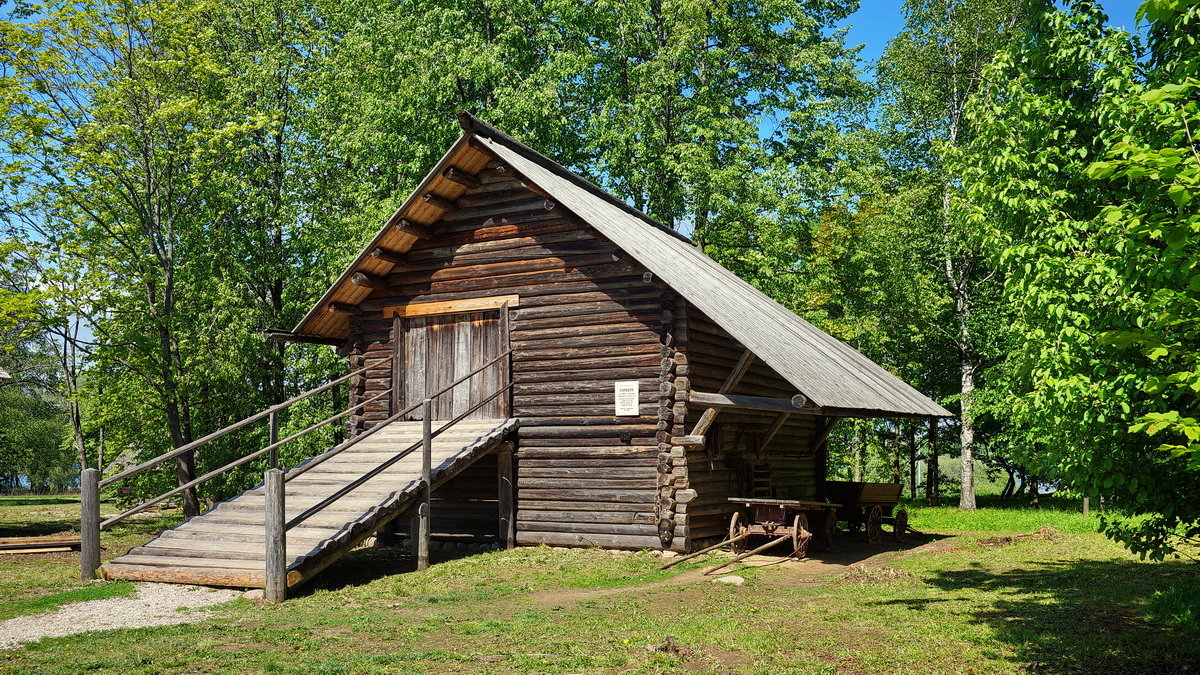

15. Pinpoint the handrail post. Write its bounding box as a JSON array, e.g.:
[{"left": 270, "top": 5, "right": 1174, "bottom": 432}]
[
  {"left": 418, "top": 398, "right": 432, "bottom": 571},
  {"left": 264, "top": 468, "right": 287, "bottom": 602},
  {"left": 268, "top": 410, "right": 279, "bottom": 469},
  {"left": 80, "top": 468, "right": 101, "bottom": 580}
]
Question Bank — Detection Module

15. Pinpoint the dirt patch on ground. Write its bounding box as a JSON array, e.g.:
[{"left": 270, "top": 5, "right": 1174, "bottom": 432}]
[
  {"left": 979, "top": 526, "right": 1062, "bottom": 549},
  {"left": 0, "top": 582, "right": 241, "bottom": 649},
  {"left": 834, "top": 564, "right": 914, "bottom": 584}
]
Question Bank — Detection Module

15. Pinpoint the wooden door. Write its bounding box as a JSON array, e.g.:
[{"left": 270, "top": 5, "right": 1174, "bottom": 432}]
[{"left": 401, "top": 310, "right": 508, "bottom": 420}]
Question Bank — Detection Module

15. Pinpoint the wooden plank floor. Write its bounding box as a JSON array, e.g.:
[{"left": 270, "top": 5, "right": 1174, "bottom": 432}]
[{"left": 102, "top": 418, "right": 518, "bottom": 589}]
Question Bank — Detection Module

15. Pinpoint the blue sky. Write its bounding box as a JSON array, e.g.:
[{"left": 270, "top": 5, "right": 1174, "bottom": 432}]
[{"left": 840, "top": 0, "right": 1146, "bottom": 65}]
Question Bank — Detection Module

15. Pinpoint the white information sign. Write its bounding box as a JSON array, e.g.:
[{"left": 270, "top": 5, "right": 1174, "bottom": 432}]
[{"left": 614, "top": 381, "right": 640, "bottom": 416}]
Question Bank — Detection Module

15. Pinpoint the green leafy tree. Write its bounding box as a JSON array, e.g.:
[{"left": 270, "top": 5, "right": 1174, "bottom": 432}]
[{"left": 959, "top": 0, "right": 1200, "bottom": 557}]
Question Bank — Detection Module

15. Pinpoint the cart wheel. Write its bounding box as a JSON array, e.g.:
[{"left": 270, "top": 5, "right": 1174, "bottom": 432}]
[
  {"left": 729, "top": 511, "right": 747, "bottom": 554},
  {"left": 893, "top": 509, "right": 909, "bottom": 542},
  {"left": 865, "top": 505, "right": 883, "bottom": 544},
  {"left": 792, "top": 513, "right": 811, "bottom": 559},
  {"left": 821, "top": 510, "right": 838, "bottom": 551}
]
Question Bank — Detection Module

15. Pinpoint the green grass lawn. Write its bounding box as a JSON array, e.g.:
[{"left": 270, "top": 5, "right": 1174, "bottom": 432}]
[{"left": 0, "top": 494, "right": 1197, "bottom": 673}]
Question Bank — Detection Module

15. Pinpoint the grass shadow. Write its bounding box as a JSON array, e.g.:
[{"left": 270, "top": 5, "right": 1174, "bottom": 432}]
[
  {"left": 0, "top": 497, "right": 79, "bottom": 507},
  {"left": 295, "top": 541, "right": 488, "bottom": 597},
  {"left": 910, "top": 557, "right": 1200, "bottom": 672}
]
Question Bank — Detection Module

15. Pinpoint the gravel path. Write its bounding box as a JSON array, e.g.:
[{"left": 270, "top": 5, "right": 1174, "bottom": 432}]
[{"left": 0, "top": 583, "right": 242, "bottom": 649}]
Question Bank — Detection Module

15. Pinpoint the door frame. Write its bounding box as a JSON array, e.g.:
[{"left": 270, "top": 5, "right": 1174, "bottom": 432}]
[{"left": 390, "top": 297, "right": 514, "bottom": 419}]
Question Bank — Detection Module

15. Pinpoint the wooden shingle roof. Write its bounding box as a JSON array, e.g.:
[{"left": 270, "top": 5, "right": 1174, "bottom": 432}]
[{"left": 293, "top": 113, "right": 950, "bottom": 418}]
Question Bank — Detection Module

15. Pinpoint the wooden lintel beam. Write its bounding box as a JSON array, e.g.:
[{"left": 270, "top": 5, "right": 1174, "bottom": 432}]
[
  {"left": 422, "top": 192, "right": 458, "bottom": 213},
  {"left": 394, "top": 218, "right": 432, "bottom": 240},
  {"left": 327, "top": 302, "right": 357, "bottom": 315},
  {"left": 688, "top": 391, "right": 806, "bottom": 413},
  {"left": 350, "top": 271, "right": 388, "bottom": 290},
  {"left": 370, "top": 247, "right": 405, "bottom": 265},
  {"left": 442, "top": 166, "right": 480, "bottom": 189}
]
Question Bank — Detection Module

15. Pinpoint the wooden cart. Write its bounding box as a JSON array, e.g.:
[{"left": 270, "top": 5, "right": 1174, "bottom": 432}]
[
  {"left": 823, "top": 481, "right": 909, "bottom": 544},
  {"left": 726, "top": 497, "right": 841, "bottom": 559}
]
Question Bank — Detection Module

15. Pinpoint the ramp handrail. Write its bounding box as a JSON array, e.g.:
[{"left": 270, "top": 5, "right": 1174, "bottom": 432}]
[
  {"left": 79, "top": 355, "right": 395, "bottom": 580},
  {"left": 262, "top": 347, "right": 514, "bottom": 601}
]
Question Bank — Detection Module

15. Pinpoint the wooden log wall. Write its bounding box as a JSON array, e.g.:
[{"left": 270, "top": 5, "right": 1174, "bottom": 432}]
[
  {"left": 680, "top": 305, "right": 822, "bottom": 544},
  {"left": 346, "top": 314, "right": 397, "bottom": 436},
  {"left": 387, "top": 454, "right": 499, "bottom": 542},
  {"left": 344, "top": 164, "right": 672, "bottom": 550}
]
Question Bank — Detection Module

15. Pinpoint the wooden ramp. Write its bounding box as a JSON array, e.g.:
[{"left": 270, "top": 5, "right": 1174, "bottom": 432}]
[{"left": 102, "top": 418, "right": 517, "bottom": 589}]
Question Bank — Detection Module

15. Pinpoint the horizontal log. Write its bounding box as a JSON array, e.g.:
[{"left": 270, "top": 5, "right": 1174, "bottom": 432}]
[
  {"left": 443, "top": 196, "right": 553, "bottom": 223},
  {"left": 518, "top": 437, "right": 659, "bottom": 447},
  {"left": 388, "top": 263, "right": 645, "bottom": 297},
  {"left": 519, "top": 354, "right": 663, "bottom": 372},
  {"left": 514, "top": 445, "right": 658, "bottom": 459},
  {"left": 512, "top": 309, "right": 662, "bottom": 332},
  {"left": 518, "top": 477, "right": 657, "bottom": 489},
  {"left": 511, "top": 331, "right": 662, "bottom": 351},
  {"left": 455, "top": 186, "right": 533, "bottom": 208},
  {"left": 515, "top": 531, "right": 663, "bottom": 550},
  {"left": 515, "top": 500, "right": 654, "bottom": 513},
  {"left": 516, "top": 488, "right": 657, "bottom": 503},
  {"left": 511, "top": 321, "right": 657, "bottom": 342},
  {"left": 401, "top": 252, "right": 619, "bottom": 286},
  {"left": 422, "top": 192, "right": 458, "bottom": 213},
  {"left": 512, "top": 299, "right": 662, "bottom": 322},
  {"left": 688, "top": 391, "right": 807, "bottom": 413},
  {"left": 520, "top": 466, "right": 655, "bottom": 479},
  {"left": 512, "top": 521, "right": 659, "bottom": 536},
  {"left": 514, "top": 404, "right": 658, "bottom": 418},
  {"left": 518, "top": 457, "right": 659, "bottom": 468},
  {"left": 513, "top": 343, "right": 665, "bottom": 363},
  {"left": 351, "top": 271, "right": 388, "bottom": 290},
  {"left": 519, "top": 417, "right": 658, "bottom": 427},
  {"left": 406, "top": 229, "right": 593, "bottom": 261},
  {"left": 516, "top": 510, "right": 657, "bottom": 524},
  {"left": 442, "top": 166, "right": 480, "bottom": 189},
  {"left": 363, "top": 278, "right": 649, "bottom": 312},
  {"left": 512, "top": 378, "right": 660, "bottom": 395},
  {"left": 370, "top": 247, "right": 406, "bottom": 265},
  {"left": 411, "top": 216, "right": 578, "bottom": 248},
  {"left": 394, "top": 218, "right": 432, "bottom": 240}
]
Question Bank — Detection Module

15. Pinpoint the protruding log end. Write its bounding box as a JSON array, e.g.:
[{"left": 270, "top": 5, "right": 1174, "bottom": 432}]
[
  {"left": 442, "top": 166, "right": 481, "bottom": 189},
  {"left": 370, "top": 247, "right": 405, "bottom": 265},
  {"left": 394, "top": 219, "right": 432, "bottom": 240},
  {"left": 791, "top": 394, "right": 809, "bottom": 409},
  {"left": 327, "top": 301, "right": 357, "bottom": 315},
  {"left": 456, "top": 109, "right": 476, "bottom": 132},
  {"left": 350, "top": 271, "right": 387, "bottom": 290},
  {"left": 422, "top": 192, "right": 458, "bottom": 213}
]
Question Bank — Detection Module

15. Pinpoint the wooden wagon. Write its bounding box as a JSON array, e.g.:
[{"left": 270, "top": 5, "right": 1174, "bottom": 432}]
[
  {"left": 824, "top": 481, "right": 909, "bottom": 544},
  {"left": 726, "top": 497, "right": 840, "bottom": 558}
]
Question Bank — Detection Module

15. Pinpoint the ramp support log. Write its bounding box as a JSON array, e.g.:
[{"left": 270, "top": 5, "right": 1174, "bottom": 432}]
[
  {"left": 498, "top": 443, "right": 515, "bottom": 549},
  {"left": 418, "top": 399, "right": 432, "bottom": 571},
  {"left": 80, "top": 468, "right": 101, "bottom": 581},
  {"left": 264, "top": 468, "right": 286, "bottom": 602}
]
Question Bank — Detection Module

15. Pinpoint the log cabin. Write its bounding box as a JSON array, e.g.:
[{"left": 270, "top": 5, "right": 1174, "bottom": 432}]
[
  {"left": 283, "top": 112, "right": 950, "bottom": 552},
  {"left": 95, "top": 113, "right": 950, "bottom": 594}
]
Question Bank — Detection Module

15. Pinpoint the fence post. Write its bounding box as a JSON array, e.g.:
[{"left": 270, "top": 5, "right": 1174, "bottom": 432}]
[
  {"left": 268, "top": 411, "right": 279, "bottom": 469},
  {"left": 264, "top": 468, "right": 287, "bottom": 602},
  {"left": 80, "top": 468, "right": 101, "bottom": 581},
  {"left": 418, "top": 398, "right": 432, "bottom": 571}
]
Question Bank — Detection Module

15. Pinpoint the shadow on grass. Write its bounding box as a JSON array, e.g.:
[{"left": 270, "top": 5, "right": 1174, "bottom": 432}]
[
  {"left": 0, "top": 519, "right": 80, "bottom": 538},
  {"left": 906, "top": 493, "right": 1087, "bottom": 514},
  {"left": 295, "top": 542, "right": 485, "bottom": 597},
  {"left": 909, "top": 558, "right": 1200, "bottom": 672},
  {"left": 0, "top": 497, "right": 79, "bottom": 507}
]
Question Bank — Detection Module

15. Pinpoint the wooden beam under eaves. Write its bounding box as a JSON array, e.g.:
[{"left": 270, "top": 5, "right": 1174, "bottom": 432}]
[{"left": 350, "top": 271, "right": 387, "bottom": 290}]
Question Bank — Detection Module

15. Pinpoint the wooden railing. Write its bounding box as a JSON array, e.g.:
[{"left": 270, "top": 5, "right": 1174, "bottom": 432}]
[
  {"left": 79, "top": 355, "right": 395, "bottom": 581},
  {"left": 261, "top": 349, "right": 513, "bottom": 601}
]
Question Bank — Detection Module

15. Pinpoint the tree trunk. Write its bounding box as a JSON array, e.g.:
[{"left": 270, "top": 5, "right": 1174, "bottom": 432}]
[
  {"left": 908, "top": 423, "right": 918, "bottom": 499},
  {"left": 851, "top": 420, "right": 863, "bottom": 482},
  {"left": 926, "top": 417, "right": 939, "bottom": 505},
  {"left": 1029, "top": 475, "right": 1039, "bottom": 508}
]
